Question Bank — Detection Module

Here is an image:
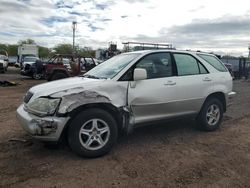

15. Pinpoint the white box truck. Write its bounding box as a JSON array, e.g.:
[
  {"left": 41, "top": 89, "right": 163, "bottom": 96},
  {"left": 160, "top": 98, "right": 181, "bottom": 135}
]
[{"left": 17, "top": 44, "right": 38, "bottom": 68}]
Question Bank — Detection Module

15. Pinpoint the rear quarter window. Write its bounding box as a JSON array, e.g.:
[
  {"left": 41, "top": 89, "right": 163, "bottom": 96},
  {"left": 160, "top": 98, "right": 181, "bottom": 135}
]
[{"left": 198, "top": 54, "right": 227, "bottom": 72}]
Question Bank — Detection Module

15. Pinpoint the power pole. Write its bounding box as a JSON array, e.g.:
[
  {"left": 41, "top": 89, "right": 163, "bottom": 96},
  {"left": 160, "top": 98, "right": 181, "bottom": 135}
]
[
  {"left": 72, "top": 21, "right": 77, "bottom": 54},
  {"left": 248, "top": 44, "right": 250, "bottom": 59}
]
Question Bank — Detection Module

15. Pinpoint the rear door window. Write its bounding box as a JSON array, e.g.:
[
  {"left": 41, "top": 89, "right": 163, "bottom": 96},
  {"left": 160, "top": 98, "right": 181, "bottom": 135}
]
[{"left": 173, "top": 53, "right": 208, "bottom": 76}]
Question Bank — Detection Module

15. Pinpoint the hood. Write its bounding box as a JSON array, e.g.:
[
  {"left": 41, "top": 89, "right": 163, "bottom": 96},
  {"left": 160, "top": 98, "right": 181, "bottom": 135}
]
[
  {"left": 29, "top": 77, "right": 104, "bottom": 98},
  {"left": 28, "top": 76, "right": 128, "bottom": 114}
]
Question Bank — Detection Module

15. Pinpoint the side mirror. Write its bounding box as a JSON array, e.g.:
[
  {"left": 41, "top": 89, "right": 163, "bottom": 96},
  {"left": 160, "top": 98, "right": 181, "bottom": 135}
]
[{"left": 133, "top": 68, "right": 147, "bottom": 81}]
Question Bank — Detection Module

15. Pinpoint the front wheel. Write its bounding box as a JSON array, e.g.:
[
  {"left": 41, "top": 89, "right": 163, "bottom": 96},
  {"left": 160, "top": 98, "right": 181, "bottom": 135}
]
[
  {"left": 197, "top": 98, "right": 223, "bottom": 131},
  {"left": 68, "top": 108, "right": 118, "bottom": 158},
  {"left": 32, "top": 73, "right": 43, "bottom": 80}
]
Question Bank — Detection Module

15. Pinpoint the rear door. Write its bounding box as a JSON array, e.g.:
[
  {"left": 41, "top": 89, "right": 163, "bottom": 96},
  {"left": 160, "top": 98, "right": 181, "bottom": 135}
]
[{"left": 171, "top": 53, "right": 213, "bottom": 114}]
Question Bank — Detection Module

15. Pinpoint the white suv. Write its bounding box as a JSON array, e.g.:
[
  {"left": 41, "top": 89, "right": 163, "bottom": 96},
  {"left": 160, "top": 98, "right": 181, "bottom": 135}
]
[
  {"left": 17, "top": 50, "right": 235, "bottom": 157},
  {"left": 0, "top": 55, "right": 8, "bottom": 73}
]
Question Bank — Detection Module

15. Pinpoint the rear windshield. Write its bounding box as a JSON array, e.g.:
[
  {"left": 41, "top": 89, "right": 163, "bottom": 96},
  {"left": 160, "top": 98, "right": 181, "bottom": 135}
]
[{"left": 198, "top": 54, "right": 227, "bottom": 72}]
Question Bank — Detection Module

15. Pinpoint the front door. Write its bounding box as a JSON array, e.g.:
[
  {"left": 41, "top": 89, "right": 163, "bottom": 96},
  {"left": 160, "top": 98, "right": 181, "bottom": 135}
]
[{"left": 127, "top": 52, "right": 178, "bottom": 124}]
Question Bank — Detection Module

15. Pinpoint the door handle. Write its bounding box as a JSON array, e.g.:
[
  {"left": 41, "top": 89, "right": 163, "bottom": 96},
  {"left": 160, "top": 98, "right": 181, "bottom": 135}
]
[
  {"left": 203, "top": 77, "right": 212, "bottom": 81},
  {"left": 164, "top": 81, "right": 176, "bottom": 86}
]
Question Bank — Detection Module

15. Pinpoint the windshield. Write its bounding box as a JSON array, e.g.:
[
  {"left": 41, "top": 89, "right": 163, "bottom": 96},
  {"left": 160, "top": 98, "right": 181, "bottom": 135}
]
[
  {"left": 0, "top": 55, "right": 6, "bottom": 60},
  {"left": 24, "top": 57, "right": 37, "bottom": 62},
  {"left": 84, "top": 53, "right": 140, "bottom": 79},
  {"left": 62, "top": 59, "right": 70, "bottom": 64}
]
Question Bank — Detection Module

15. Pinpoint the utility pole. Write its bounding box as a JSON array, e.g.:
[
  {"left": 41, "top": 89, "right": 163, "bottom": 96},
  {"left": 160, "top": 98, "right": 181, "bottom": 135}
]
[
  {"left": 248, "top": 44, "right": 250, "bottom": 59},
  {"left": 72, "top": 21, "right": 77, "bottom": 54}
]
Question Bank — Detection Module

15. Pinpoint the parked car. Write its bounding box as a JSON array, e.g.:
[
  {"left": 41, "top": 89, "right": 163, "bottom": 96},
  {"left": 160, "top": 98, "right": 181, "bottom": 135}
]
[
  {"left": 17, "top": 50, "right": 235, "bottom": 157},
  {"left": 44, "top": 54, "right": 97, "bottom": 81},
  {"left": 20, "top": 56, "right": 43, "bottom": 79},
  {"left": 81, "top": 57, "right": 101, "bottom": 71},
  {"left": 0, "top": 55, "right": 8, "bottom": 73},
  {"left": 8, "top": 56, "right": 17, "bottom": 66}
]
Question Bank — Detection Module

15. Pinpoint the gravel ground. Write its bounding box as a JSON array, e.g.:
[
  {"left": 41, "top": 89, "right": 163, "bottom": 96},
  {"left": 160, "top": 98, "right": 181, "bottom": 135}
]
[{"left": 0, "top": 67, "right": 250, "bottom": 188}]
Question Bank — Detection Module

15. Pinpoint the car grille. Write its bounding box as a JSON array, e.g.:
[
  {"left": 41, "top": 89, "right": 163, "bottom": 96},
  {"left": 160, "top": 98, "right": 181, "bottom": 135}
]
[
  {"left": 24, "top": 91, "right": 33, "bottom": 103},
  {"left": 24, "top": 64, "right": 31, "bottom": 71},
  {"left": 0, "top": 63, "right": 3, "bottom": 69}
]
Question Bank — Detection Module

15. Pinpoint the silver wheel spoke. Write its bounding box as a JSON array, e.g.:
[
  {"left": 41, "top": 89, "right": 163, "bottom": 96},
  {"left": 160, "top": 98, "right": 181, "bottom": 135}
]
[
  {"left": 85, "top": 137, "right": 94, "bottom": 147},
  {"left": 97, "top": 137, "right": 104, "bottom": 145},
  {"left": 98, "top": 127, "right": 109, "bottom": 135},
  {"left": 92, "top": 119, "right": 98, "bottom": 129},
  {"left": 214, "top": 108, "right": 219, "bottom": 114},
  {"left": 80, "top": 128, "right": 92, "bottom": 136},
  {"left": 211, "top": 105, "right": 215, "bottom": 112},
  {"left": 208, "top": 117, "right": 214, "bottom": 124},
  {"left": 207, "top": 113, "right": 212, "bottom": 118}
]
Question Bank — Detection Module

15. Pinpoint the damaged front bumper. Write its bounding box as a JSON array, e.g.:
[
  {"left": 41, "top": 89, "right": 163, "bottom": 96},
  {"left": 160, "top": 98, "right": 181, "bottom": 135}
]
[{"left": 16, "top": 104, "right": 69, "bottom": 141}]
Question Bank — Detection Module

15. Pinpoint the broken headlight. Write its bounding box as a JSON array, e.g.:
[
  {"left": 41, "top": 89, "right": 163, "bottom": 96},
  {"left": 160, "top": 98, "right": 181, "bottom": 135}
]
[{"left": 26, "top": 97, "right": 61, "bottom": 116}]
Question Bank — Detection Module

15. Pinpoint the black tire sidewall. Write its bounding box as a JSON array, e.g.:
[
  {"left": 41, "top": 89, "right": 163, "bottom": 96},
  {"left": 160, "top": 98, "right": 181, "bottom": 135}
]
[
  {"left": 33, "top": 73, "right": 42, "bottom": 80},
  {"left": 51, "top": 72, "right": 67, "bottom": 80},
  {"left": 68, "top": 108, "right": 118, "bottom": 158},
  {"left": 198, "top": 98, "right": 223, "bottom": 131}
]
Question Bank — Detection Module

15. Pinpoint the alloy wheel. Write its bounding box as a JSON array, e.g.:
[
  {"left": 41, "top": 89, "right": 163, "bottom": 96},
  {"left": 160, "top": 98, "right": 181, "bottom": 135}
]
[
  {"left": 79, "top": 118, "right": 110, "bottom": 150},
  {"left": 206, "top": 104, "right": 220, "bottom": 126}
]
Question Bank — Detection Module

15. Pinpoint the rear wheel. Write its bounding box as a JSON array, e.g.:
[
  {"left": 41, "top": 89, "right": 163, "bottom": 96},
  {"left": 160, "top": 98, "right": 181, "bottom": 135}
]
[
  {"left": 68, "top": 108, "right": 118, "bottom": 158},
  {"left": 197, "top": 98, "right": 223, "bottom": 131},
  {"left": 50, "top": 72, "right": 67, "bottom": 81}
]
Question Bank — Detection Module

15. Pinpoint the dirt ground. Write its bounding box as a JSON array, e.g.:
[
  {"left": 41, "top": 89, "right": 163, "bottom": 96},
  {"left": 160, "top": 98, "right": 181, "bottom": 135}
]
[{"left": 0, "top": 67, "right": 250, "bottom": 188}]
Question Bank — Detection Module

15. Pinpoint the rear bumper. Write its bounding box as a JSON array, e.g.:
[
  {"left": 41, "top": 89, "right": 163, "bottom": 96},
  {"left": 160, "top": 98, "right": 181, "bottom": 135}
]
[
  {"left": 16, "top": 104, "right": 69, "bottom": 141},
  {"left": 227, "top": 91, "right": 236, "bottom": 107}
]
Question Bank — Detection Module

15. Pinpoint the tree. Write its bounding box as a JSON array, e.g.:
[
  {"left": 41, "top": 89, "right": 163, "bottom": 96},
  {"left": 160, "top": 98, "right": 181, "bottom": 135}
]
[
  {"left": 0, "top": 44, "right": 7, "bottom": 51},
  {"left": 7, "top": 45, "right": 18, "bottom": 56},
  {"left": 38, "top": 46, "right": 50, "bottom": 58},
  {"left": 0, "top": 44, "right": 8, "bottom": 56},
  {"left": 54, "top": 43, "right": 73, "bottom": 54},
  {"left": 18, "top": 38, "right": 36, "bottom": 45}
]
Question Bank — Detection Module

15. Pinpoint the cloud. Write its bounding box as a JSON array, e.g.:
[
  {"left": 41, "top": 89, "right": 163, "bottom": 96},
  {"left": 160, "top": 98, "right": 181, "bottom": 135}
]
[
  {"left": 121, "top": 15, "right": 128, "bottom": 18},
  {"left": 129, "top": 14, "right": 250, "bottom": 54},
  {"left": 41, "top": 16, "right": 69, "bottom": 26},
  {"left": 0, "top": 0, "right": 250, "bottom": 56},
  {"left": 189, "top": 5, "right": 205, "bottom": 13},
  {"left": 87, "top": 23, "right": 104, "bottom": 32},
  {"left": 166, "top": 15, "right": 250, "bottom": 36},
  {"left": 95, "top": 3, "right": 109, "bottom": 10},
  {"left": 123, "top": 0, "right": 148, "bottom": 3}
]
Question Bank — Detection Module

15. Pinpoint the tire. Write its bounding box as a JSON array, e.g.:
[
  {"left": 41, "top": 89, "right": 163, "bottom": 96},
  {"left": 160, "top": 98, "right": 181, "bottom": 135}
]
[
  {"left": 32, "top": 73, "right": 42, "bottom": 80},
  {"left": 67, "top": 108, "right": 118, "bottom": 158},
  {"left": 197, "top": 98, "right": 223, "bottom": 131},
  {"left": 51, "top": 72, "right": 67, "bottom": 81}
]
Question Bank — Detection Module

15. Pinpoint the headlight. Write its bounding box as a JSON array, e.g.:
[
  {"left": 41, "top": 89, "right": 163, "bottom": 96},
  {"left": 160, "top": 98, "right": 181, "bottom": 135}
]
[{"left": 26, "top": 97, "right": 61, "bottom": 116}]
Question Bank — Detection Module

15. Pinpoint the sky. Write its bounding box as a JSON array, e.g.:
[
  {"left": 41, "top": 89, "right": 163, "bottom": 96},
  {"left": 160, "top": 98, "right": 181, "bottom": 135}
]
[{"left": 0, "top": 0, "right": 250, "bottom": 56}]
